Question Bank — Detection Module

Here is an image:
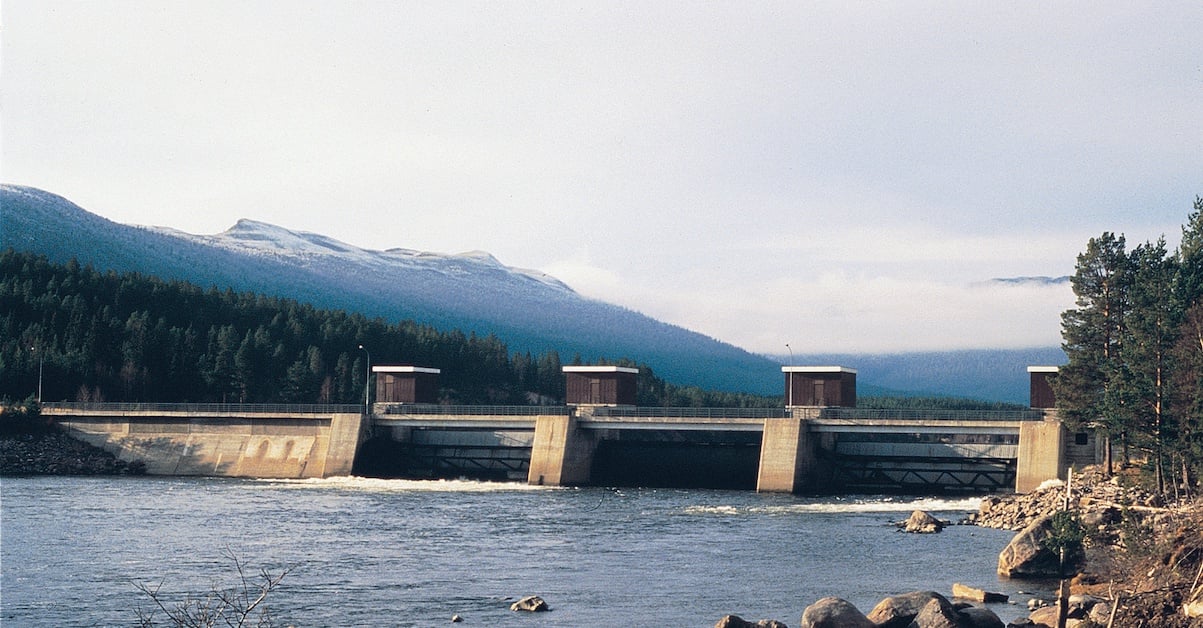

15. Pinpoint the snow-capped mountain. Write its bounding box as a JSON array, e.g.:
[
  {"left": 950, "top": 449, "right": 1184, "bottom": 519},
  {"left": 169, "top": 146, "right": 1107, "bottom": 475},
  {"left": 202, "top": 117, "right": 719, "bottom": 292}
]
[
  {"left": 151, "top": 219, "right": 575, "bottom": 294},
  {"left": 1, "top": 184, "right": 781, "bottom": 394}
]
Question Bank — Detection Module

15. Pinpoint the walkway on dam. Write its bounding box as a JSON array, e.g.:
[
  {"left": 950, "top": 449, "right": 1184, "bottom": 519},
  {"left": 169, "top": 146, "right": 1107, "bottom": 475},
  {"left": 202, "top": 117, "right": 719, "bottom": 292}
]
[
  {"left": 41, "top": 402, "right": 1065, "bottom": 493},
  {"left": 371, "top": 403, "right": 1043, "bottom": 433}
]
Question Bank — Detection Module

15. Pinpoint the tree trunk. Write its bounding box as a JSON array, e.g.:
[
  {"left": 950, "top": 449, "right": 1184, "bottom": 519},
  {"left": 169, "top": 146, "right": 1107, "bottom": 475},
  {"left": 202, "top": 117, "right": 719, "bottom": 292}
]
[{"left": 1185, "top": 459, "right": 1195, "bottom": 500}]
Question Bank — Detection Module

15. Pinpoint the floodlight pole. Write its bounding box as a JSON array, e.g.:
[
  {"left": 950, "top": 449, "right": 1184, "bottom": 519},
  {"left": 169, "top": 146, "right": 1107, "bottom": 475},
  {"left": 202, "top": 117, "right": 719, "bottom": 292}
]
[
  {"left": 358, "top": 344, "right": 371, "bottom": 410},
  {"left": 32, "top": 346, "right": 44, "bottom": 403},
  {"left": 785, "top": 343, "right": 794, "bottom": 408}
]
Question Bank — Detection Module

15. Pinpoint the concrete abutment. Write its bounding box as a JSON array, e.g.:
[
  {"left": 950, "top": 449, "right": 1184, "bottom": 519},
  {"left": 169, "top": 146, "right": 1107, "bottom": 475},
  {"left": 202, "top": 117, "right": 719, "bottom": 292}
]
[
  {"left": 1015, "top": 416, "right": 1066, "bottom": 493},
  {"left": 53, "top": 410, "right": 367, "bottom": 479},
  {"left": 527, "top": 414, "right": 596, "bottom": 486},
  {"left": 757, "top": 417, "right": 820, "bottom": 493}
]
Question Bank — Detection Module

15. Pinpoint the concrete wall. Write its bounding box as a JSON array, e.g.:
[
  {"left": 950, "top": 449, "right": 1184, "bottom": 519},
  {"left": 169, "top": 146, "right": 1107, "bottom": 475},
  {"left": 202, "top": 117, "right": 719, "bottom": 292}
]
[
  {"left": 528, "top": 414, "right": 596, "bottom": 486},
  {"left": 1015, "top": 419, "right": 1066, "bottom": 493},
  {"left": 757, "top": 418, "right": 818, "bottom": 493},
  {"left": 58, "top": 412, "right": 366, "bottom": 479}
]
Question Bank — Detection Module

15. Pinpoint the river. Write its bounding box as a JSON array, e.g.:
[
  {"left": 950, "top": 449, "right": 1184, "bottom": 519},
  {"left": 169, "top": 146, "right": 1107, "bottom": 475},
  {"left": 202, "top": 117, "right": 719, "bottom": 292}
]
[{"left": 1, "top": 476, "right": 1049, "bottom": 626}]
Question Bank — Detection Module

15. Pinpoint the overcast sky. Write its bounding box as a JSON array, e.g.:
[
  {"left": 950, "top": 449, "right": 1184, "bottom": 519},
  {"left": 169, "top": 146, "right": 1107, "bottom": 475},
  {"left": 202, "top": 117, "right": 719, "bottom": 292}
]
[{"left": 3, "top": 2, "right": 1199, "bottom": 355}]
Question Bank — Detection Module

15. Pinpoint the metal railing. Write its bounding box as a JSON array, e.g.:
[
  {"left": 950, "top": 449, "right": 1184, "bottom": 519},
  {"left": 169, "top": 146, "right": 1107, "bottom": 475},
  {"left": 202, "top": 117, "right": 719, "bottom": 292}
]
[
  {"left": 376, "top": 403, "right": 571, "bottom": 416},
  {"left": 41, "top": 402, "right": 1046, "bottom": 422},
  {"left": 42, "top": 402, "right": 364, "bottom": 415},
  {"left": 593, "top": 406, "right": 789, "bottom": 419},
  {"left": 807, "top": 407, "right": 1046, "bottom": 421}
]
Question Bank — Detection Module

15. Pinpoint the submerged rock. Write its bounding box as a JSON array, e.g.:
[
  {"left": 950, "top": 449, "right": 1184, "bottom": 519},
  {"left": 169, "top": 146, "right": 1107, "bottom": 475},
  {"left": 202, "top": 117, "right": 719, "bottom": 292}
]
[
  {"left": 902, "top": 510, "right": 946, "bottom": 533},
  {"left": 952, "top": 582, "right": 1009, "bottom": 603},
  {"left": 509, "top": 595, "right": 549, "bottom": 612}
]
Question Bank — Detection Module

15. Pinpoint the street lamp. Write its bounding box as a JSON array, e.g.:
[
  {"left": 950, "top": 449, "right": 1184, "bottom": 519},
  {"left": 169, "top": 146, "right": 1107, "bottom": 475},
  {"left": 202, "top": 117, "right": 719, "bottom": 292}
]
[
  {"left": 29, "top": 345, "right": 44, "bottom": 404},
  {"left": 358, "top": 344, "right": 371, "bottom": 409},
  {"left": 785, "top": 343, "right": 794, "bottom": 408}
]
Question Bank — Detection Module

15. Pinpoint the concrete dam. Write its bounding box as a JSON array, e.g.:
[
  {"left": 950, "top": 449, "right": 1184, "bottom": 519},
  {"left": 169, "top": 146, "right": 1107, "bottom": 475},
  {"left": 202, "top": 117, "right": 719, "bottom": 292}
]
[{"left": 42, "top": 364, "right": 1088, "bottom": 493}]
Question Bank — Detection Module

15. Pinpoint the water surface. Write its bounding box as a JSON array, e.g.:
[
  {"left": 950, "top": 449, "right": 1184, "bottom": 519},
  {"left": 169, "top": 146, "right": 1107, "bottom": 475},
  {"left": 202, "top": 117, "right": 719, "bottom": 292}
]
[{"left": 1, "top": 476, "right": 1047, "bottom": 626}]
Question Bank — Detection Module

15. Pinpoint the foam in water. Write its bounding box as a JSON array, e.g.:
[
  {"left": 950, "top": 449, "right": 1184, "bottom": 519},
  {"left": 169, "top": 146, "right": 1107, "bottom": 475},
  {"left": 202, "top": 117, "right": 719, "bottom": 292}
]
[
  {"left": 256, "top": 475, "right": 559, "bottom": 493},
  {"left": 685, "top": 495, "right": 984, "bottom": 516}
]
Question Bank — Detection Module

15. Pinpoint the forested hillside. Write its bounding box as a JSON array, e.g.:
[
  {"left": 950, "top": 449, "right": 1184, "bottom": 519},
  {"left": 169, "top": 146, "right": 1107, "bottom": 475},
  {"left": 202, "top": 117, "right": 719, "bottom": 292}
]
[
  {"left": 0, "top": 185, "right": 783, "bottom": 394},
  {"left": 0, "top": 250, "right": 778, "bottom": 408}
]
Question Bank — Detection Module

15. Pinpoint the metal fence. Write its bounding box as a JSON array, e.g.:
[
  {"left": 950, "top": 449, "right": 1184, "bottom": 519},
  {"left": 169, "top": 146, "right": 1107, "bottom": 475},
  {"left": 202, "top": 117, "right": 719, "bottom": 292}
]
[
  {"left": 809, "top": 407, "right": 1046, "bottom": 421},
  {"left": 593, "top": 406, "right": 789, "bottom": 419},
  {"left": 42, "top": 402, "right": 364, "bottom": 414},
  {"left": 376, "top": 404, "right": 571, "bottom": 416},
  {"left": 41, "top": 401, "right": 1046, "bottom": 422}
]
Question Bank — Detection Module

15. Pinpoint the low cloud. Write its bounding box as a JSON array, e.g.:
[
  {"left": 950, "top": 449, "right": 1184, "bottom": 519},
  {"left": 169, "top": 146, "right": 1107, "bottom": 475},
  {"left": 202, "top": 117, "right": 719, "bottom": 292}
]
[{"left": 555, "top": 267, "right": 1076, "bottom": 355}]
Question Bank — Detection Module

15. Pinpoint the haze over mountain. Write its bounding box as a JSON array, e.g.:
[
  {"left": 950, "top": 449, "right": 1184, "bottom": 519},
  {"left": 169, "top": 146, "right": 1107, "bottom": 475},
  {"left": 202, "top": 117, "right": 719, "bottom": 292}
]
[{"left": 2, "top": 184, "right": 1064, "bottom": 402}]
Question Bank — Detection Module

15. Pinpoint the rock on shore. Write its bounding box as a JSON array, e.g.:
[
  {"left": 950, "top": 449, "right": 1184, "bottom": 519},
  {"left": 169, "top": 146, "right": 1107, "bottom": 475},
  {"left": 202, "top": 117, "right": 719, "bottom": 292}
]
[
  {"left": 979, "top": 464, "right": 1203, "bottom": 627},
  {"left": 969, "top": 466, "right": 1160, "bottom": 531},
  {"left": 797, "top": 591, "right": 1005, "bottom": 628},
  {"left": 0, "top": 430, "right": 144, "bottom": 475}
]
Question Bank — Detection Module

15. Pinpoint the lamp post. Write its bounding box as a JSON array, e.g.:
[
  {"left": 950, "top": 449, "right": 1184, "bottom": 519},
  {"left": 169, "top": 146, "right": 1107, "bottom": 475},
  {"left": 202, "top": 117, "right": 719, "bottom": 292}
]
[
  {"left": 785, "top": 343, "right": 794, "bottom": 408},
  {"left": 28, "top": 345, "right": 44, "bottom": 403},
  {"left": 358, "top": 344, "right": 371, "bottom": 410}
]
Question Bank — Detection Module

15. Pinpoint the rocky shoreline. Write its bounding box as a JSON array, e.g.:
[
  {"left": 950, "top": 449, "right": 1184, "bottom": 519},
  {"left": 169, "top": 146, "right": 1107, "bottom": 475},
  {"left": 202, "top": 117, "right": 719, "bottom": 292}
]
[
  {"left": 719, "top": 465, "right": 1203, "bottom": 628},
  {"left": 5, "top": 425, "right": 1200, "bottom": 627},
  {"left": 0, "top": 430, "right": 144, "bottom": 476}
]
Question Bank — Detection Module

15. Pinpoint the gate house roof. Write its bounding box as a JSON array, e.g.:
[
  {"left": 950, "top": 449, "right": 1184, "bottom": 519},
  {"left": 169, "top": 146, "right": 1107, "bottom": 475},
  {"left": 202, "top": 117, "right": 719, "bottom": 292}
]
[
  {"left": 372, "top": 366, "right": 441, "bottom": 374},
  {"left": 562, "top": 365, "right": 639, "bottom": 374},
  {"left": 781, "top": 366, "right": 857, "bottom": 374}
]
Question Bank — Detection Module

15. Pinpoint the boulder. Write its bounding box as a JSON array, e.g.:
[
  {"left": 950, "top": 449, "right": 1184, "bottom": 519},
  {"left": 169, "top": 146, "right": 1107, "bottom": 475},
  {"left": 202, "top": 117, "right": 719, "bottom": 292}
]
[
  {"left": 509, "top": 595, "right": 549, "bottom": 612},
  {"left": 1026, "top": 605, "right": 1086, "bottom": 627},
  {"left": 997, "top": 515, "right": 1083, "bottom": 578},
  {"left": 952, "top": 583, "right": 1009, "bottom": 603},
  {"left": 957, "top": 606, "right": 1005, "bottom": 628},
  {"left": 867, "top": 591, "right": 951, "bottom": 628},
  {"left": 799, "top": 596, "right": 874, "bottom": 628},
  {"left": 1066, "top": 594, "right": 1097, "bottom": 618},
  {"left": 904, "top": 510, "right": 945, "bottom": 533},
  {"left": 1087, "top": 601, "right": 1111, "bottom": 624},
  {"left": 910, "top": 596, "right": 964, "bottom": 628},
  {"left": 714, "top": 615, "right": 787, "bottom": 628}
]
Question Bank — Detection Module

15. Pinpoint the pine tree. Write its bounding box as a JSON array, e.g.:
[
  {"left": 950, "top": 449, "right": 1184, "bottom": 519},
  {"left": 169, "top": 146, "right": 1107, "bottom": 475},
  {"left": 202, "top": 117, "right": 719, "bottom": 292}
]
[
  {"left": 1122, "top": 239, "right": 1178, "bottom": 494},
  {"left": 1053, "top": 232, "right": 1132, "bottom": 475},
  {"left": 1176, "top": 197, "right": 1203, "bottom": 307},
  {"left": 1172, "top": 302, "right": 1203, "bottom": 494}
]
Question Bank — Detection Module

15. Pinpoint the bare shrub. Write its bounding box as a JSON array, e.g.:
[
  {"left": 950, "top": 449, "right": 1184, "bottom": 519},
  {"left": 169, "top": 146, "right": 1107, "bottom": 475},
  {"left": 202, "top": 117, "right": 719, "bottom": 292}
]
[{"left": 134, "top": 549, "right": 291, "bottom": 628}]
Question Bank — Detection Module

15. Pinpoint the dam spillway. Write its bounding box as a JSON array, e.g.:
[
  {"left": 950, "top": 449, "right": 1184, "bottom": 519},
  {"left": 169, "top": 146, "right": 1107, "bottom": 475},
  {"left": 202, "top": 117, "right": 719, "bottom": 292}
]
[{"left": 39, "top": 364, "right": 1088, "bottom": 493}]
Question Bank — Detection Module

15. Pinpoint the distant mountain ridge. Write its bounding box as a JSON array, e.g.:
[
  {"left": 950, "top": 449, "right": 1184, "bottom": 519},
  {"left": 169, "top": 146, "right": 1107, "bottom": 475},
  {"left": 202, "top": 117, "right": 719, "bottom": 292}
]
[
  {"left": 1, "top": 184, "right": 782, "bottom": 394},
  {"left": 1, "top": 184, "right": 1067, "bottom": 402}
]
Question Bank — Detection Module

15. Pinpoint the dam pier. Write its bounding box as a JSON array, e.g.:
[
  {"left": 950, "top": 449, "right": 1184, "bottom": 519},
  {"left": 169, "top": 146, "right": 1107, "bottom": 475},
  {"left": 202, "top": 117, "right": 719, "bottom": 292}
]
[{"left": 43, "top": 364, "right": 1090, "bottom": 494}]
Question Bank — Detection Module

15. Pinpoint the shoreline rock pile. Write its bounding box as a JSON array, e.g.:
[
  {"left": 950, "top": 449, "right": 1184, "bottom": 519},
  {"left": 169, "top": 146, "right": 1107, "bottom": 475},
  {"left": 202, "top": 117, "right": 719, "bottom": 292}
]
[
  {"left": 0, "top": 430, "right": 144, "bottom": 475},
  {"left": 797, "top": 590, "right": 1006, "bottom": 628},
  {"left": 969, "top": 465, "right": 1160, "bottom": 531}
]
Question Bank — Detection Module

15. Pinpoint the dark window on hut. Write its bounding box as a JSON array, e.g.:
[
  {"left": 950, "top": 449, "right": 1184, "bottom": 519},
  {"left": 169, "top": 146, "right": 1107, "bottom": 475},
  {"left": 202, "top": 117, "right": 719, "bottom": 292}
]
[{"left": 1075, "top": 432, "right": 1089, "bottom": 446}]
